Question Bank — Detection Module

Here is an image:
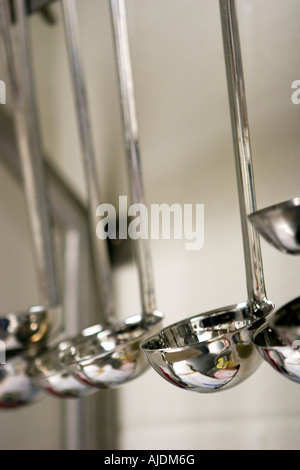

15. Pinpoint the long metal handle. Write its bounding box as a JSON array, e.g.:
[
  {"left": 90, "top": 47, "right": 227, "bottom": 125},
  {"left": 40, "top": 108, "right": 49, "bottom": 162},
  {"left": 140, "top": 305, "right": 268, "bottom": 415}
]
[
  {"left": 62, "top": 0, "right": 115, "bottom": 326},
  {"left": 0, "top": 0, "right": 60, "bottom": 309},
  {"left": 110, "top": 0, "right": 156, "bottom": 319},
  {"left": 62, "top": 228, "right": 84, "bottom": 450},
  {"left": 220, "top": 0, "right": 269, "bottom": 313}
]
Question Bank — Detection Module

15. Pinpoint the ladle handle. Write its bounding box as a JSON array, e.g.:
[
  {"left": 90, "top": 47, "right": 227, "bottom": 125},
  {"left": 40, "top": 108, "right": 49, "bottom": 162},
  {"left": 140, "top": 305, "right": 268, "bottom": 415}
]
[
  {"left": 62, "top": 0, "right": 115, "bottom": 326},
  {"left": 0, "top": 0, "right": 60, "bottom": 309},
  {"left": 220, "top": 0, "right": 269, "bottom": 313},
  {"left": 110, "top": 0, "right": 157, "bottom": 319}
]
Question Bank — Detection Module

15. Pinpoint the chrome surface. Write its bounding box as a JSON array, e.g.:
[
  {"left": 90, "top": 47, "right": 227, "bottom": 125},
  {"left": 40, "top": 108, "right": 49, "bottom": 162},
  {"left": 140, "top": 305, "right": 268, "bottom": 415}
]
[
  {"left": 62, "top": 0, "right": 115, "bottom": 326},
  {"left": 59, "top": 0, "right": 163, "bottom": 389},
  {"left": 0, "top": 350, "right": 43, "bottom": 409},
  {"left": 141, "top": 0, "right": 273, "bottom": 393},
  {"left": 249, "top": 198, "right": 300, "bottom": 255},
  {"left": 0, "top": 36, "right": 117, "bottom": 451},
  {"left": 141, "top": 305, "right": 263, "bottom": 393},
  {"left": 28, "top": 231, "right": 98, "bottom": 399},
  {"left": 0, "top": 0, "right": 62, "bottom": 349},
  {"left": 254, "top": 323, "right": 300, "bottom": 384},
  {"left": 28, "top": 339, "right": 96, "bottom": 398},
  {"left": 270, "top": 297, "right": 300, "bottom": 347},
  {"left": 61, "top": 312, "right": 163, "bottom": 389},
  {"left": 220, "top": 0, "right": 270, "bottom": 314},
  {"left": 0, "top": 305, "right": 62, "bottom": 351},
  {"left": 249, "top": 198, "right": 300, "bottom": 359},
  {"left": 110, "top": 0, "right": 156, "bottom": 319}
]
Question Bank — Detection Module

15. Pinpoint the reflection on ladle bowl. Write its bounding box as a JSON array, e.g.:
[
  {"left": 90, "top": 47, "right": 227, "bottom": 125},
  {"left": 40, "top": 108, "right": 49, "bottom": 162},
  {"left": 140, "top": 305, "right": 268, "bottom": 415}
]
[
  {"left": 60, "top": 312, "right": 163, "bottom": 389},
  {"left": 140, "top": 303, "right": 273, "bottom": 393},
  {"left": 269, "top": 297, "right": 300, "bottom": 348},
  {"left": 27, "top": 336, "right": 99, "bottom": 399},
  {"left": 0, "top": 350, "right": 44, "bottom": 409},
  {"left": 248, "top": 198, "right": 300, "bottom": 255},
  {"left": 253, "top": 323, "right": 300, "bottom": 384},
  {"left": 27, "top": 324, "right": 104, "bottom": 399},
  {"left": 0, "top": 305, "right": 62, "bottom": 351}
]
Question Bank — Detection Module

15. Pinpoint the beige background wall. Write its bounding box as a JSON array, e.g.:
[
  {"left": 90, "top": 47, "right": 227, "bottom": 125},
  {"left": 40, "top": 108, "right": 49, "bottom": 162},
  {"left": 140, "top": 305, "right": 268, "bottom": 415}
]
[{"left": 0, "top": 0, "right": 299, "bottom": 449}]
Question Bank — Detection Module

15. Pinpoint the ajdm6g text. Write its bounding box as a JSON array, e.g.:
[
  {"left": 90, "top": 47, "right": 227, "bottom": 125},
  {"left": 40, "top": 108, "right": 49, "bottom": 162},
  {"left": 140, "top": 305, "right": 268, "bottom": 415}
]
[{"left": 104, "top": 454, "right": 195, "bottom": 467}]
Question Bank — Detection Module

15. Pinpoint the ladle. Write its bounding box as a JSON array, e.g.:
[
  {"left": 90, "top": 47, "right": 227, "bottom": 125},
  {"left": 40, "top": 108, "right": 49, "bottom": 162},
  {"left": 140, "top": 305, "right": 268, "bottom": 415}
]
[
  {"left": 253, "top": 297, "right": 300, "bottom": 381},
  {"left": 140, "top": 0, "right": 274, "bottom": 393},
  {"left": 249, "top": 201, "right": 300, "bottom": 347},
  {"left": 28, "top": 230, "right": 98, "bottom": 399},
  {"left": 249, "top": 198, "right": 300, "bottom": 255},
  {"left": 0, "top": 349, "right": 43, "bottom": 409},
  {"left": 61, "top": 0, "right": 115, "bottom": 327},
  {"left": 0, "top": 0, "right": 62, "bottom": 351},
  {"left": 253, "top": 322, "right": 300, "bottom": 385},
  {"left": 59, "top": 0, "right": 163, "bottom": 389},
  {"left": 28, "top": 0, "right": 118, "bottom": 398}
]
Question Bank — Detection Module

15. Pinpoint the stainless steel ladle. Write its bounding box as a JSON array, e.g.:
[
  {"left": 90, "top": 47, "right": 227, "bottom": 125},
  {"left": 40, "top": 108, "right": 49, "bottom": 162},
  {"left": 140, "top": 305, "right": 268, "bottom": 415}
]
[
  {"left": 0, "top": 0, "right": 64, "bottom": 407},
  {"left": 0, "top": 350, "right": 43, "bottom": 409},
  {"left": 28, "top": 0, "right": 118, "bottom": 399},
  {"left": 59, "top": 0, "right": 163, "bottom": 389},
  {"left": 249, "top": 198, "right": 300, "bottom": 255},
  {"left": 249, "top": 200, "right": 300, "bottom": 350},
  {"left": 0, "top": 0, "right": 62, "bottom": 351},
  {"left": 140, "top": 0, "right": 274, "bottom": 393},
  {"left": 253, "top": 290, "right": 300, "bottom": 362},
  {"left": 28, "top": 230, "right": 98, "bottom": 399},
  {"left": 253, "top": 322, "right": 300, "bottom": 385}
]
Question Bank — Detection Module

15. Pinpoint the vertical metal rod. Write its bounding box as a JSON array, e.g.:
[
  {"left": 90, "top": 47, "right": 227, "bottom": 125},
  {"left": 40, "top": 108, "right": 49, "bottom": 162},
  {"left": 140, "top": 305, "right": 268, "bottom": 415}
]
[
  {"left": 0, "top": 0, "right": 60, "bottom": 309},
  {"left": 62, "top": 229, "right": 84, "bottom": 450},
  {"left": 110, "top": 0, "right": 156, "bottom": 318},
  {"left": 62, "top": 0, "right": 115, "bottom": 326},
  {"left": 220, "top": 0, "right": 269, "bottom": 313}
]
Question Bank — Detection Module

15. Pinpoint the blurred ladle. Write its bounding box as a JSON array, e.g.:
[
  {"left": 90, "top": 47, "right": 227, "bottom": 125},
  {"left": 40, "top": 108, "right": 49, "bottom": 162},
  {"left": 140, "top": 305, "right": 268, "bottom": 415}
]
[
  {"left": 28, "top": 0, "right": 119, "bottom": 398},
  {"left": 28, "top": 230, "right": 98, "bottom": 399},
  {"left": 59, "top": 0, "right": 163, "bottom": 390},
  {"left": 0, "top": 0, "right": 62, "bottom": 351},
  {"left": 0, "top": 350, "right": 43, "bottom": 409},
  {"left": 140, "top": 0, "right": 274, "bottom": 393}
]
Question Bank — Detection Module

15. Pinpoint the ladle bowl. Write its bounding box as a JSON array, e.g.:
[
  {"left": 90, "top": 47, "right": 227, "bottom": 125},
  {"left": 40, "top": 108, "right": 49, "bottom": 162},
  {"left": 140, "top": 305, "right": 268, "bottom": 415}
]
[
  {"left": 0, "top": 305, "right": 62, "bottom": 351},
  {"left": 60, "top": 312, "right": 163, "bottom": 389},
  {"left": 269, "top": 297, "right": 300, "bottom": 347},
  {"left": 248, "top": 198, "right": 300, "bottom": 255},
  {"left": 253, "top": 322, "right": 300, "bottom": 384},
  {"left": 27, "top": 325, "right": 103, "bottom": 399},
  {"left": 0, "top": 350, "right": 44, "bottom": 409},
  {"left": 140, "top": 303, "right": 273, "bottom": 393}
]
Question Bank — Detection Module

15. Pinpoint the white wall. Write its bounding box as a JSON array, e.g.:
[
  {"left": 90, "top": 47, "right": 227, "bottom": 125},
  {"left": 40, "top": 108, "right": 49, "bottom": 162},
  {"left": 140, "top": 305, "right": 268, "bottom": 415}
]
[{"left": 0, "top": 0, "right": 299, "bottom": 450}]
